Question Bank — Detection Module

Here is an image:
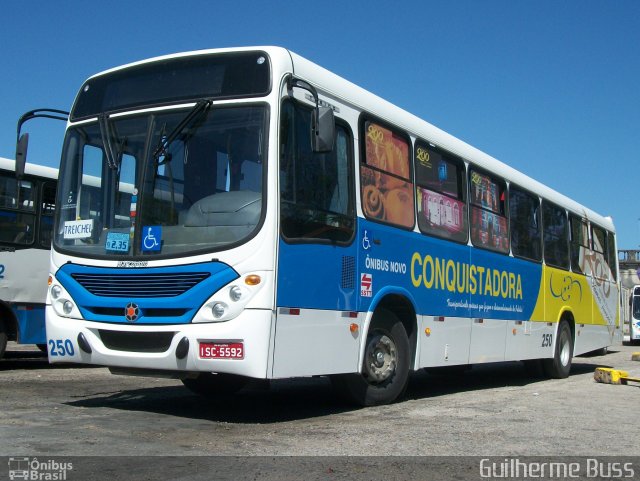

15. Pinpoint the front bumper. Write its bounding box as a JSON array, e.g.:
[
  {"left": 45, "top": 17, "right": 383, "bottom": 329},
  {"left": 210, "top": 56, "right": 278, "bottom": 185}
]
[{"left": 46, "top": 306, "right": 273, "bottom": 379}]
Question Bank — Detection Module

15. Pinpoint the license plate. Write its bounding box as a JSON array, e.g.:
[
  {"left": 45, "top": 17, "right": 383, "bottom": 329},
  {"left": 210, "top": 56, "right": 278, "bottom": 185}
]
[{"left": 199, "top": 342, "right": 244, "bottom": 359}]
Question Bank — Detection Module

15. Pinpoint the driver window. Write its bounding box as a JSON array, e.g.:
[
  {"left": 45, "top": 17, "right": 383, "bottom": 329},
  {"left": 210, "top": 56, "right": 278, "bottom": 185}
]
[{"left": 279, "top": 99, "right": 355, "bottom": 243}]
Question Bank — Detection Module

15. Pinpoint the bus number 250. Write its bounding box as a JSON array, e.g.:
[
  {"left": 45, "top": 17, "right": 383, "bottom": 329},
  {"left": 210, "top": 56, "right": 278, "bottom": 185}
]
[
  {"left": 48, "top": 339, "right": 75, "bottom": 357},
  {"left": 541, "top": 334, "right": 553, "bottom": 348}
]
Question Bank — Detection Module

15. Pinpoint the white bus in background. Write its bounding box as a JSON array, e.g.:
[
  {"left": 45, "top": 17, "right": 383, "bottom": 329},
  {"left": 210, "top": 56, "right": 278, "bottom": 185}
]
[
  {"left": 0, "top": 157, "right": 58, "bottom": 358},
  {"left": 629, "top": 286, "right": 640, "bottom": 345}
]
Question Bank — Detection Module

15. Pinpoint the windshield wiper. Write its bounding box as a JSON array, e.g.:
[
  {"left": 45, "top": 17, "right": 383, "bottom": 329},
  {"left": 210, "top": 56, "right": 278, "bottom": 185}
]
[
  {"left": 152, "top": 99, "right": 213, "bottom": 164},
  {"left": 98, "top": 114, "right": 119, "bottom": 170}
]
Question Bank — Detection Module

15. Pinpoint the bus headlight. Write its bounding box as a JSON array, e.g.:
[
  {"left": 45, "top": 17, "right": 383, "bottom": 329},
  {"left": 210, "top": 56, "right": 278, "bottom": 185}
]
[
  {"left": 63, "top": 301, "right": 74, "bottom": 315},
  {"left": 193, "top": 272, "right": 268, "bottom": 323},
  {"left": 229, "top": 286, "right": 243, "bottom": 302},
  {"left": 212, "top": 302, "right": 227, "bottom": 319},
  {"left": 49, "top": 279, "right": 83, "bottom": 320},
  {"left": 51, "top": 285, "right": 62, "bottom": 300}
]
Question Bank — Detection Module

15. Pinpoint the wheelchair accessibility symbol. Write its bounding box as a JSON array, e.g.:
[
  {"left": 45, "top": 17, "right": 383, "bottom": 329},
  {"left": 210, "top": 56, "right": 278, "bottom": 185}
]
[
  {"left": 142, "top": 226, "right": 162, "bottom": 252},
  {"left": 362, "top": 229, "right": 371, "bottom": 250}
]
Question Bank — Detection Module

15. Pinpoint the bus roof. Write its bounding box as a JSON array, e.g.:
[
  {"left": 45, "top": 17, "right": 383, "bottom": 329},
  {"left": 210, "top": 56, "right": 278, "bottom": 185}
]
[
  {"left": 77, "top": 46, "right": 614, "bottom": 232},
  {"left": 285, "top": 49, "right": 614, "bottom": 232},
  {"left": 0, "top": 156, "right": 59, "bottom": 181}
]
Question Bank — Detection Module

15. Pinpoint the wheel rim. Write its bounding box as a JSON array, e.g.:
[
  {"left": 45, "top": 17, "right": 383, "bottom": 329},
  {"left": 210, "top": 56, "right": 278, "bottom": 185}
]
[
  {"left": 559, "top": 330, "right": 571, "bottom": 366},
  {"left": 363, "top": 331, "right": 397, "bottom": 383}
]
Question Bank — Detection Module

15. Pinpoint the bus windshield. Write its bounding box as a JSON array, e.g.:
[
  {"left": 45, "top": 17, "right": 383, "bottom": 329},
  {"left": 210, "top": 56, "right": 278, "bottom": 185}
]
[
  {"left": 633, "top": 295, "right": 640, "bottom": 320},
  {"left": 55, "top": 105, "right": 267, "bottom": 259}
]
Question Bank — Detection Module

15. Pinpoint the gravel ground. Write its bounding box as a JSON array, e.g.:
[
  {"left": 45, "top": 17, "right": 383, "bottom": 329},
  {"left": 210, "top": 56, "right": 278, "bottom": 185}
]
[{"left": 1, "top": 340, "right": 639, "bottom": 479}]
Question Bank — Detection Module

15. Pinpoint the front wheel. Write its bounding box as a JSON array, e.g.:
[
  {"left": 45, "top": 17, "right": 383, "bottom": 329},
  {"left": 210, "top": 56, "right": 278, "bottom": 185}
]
[
  {"left": 181, "top": 372, "right": 248, "bottom": 397},
  {"left": 332, "top": 309, "right": 410, "bottom": 406},
  {"left": 542, "top": 321, "right": 573, "bottom": 379}
]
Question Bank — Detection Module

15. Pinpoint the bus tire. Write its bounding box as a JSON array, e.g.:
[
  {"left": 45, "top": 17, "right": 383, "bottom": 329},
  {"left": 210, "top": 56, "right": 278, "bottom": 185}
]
[
  {"left": 332, "top": 309, "right": 410, "bottom": 406},
  {"left": 542, "top": 320, "right": 573, "bottom": 379},
  {"left": 181, "top": 372, "right": 248, "bottom": 397},
  {"left": 0, "top": 319, "right": 7, "bottom": 359}
]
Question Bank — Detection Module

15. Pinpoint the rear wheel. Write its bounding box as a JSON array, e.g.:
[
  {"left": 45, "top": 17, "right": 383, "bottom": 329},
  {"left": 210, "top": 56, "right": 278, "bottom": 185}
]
[
  {"left": 332, "top": 309, "right": 410, "bottom": 406},
  {"left": 181, "top": 372, "right": 248, "bottom": 397},
  {"left": 542, "top": 321, "right": 573, "bottom": 379}
]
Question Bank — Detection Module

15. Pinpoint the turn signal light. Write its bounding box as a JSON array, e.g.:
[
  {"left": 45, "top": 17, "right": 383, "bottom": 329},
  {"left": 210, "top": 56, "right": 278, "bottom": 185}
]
[
  {"left": 245, "top": 275, "right": 261, "bottom": 286},
  {"left": 48, "top": 275, "right": 53, "bottom": 286},
  {"left": 425, "top": 327, "right": 431, "bottom": 337},
  {"left": 349, "top": 323, "right": 358, "bottom": 333}
]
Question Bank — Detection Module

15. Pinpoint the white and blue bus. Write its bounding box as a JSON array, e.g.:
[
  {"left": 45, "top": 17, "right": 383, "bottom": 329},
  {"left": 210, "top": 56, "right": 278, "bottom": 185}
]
[
  {"left": 37, "top": 47, "right": 620, "bottom": 405},
  {"left": 0, "top": 157, "right": 57, "bottom": 358}
]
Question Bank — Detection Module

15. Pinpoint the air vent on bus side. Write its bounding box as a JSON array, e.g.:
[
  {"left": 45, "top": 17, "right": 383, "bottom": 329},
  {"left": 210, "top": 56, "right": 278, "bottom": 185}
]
[{"left": 341, "top": 256, "right": 355, "bottom": 289}]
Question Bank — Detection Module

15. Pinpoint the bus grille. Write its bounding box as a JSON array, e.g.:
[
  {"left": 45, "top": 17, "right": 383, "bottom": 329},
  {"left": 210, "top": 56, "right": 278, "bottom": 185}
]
[
  {"left": 98, "top": 330, "right": 175, "bottom": 353},
  {"left": 71, "top": 272, "right": 210, "bottom": 297}
]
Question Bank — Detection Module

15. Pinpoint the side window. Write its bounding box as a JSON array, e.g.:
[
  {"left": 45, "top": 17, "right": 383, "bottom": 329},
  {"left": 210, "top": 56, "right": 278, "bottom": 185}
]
[
  {"left": 509, "top": 187, "right": 541, "bottom": 261},
  {"left": 415, "top": 142, "right": 467, "bottom": 242},
  {"left": 592, "top": 225, "right": 616, "bottom": 280},
  {"left": 469, "top": 169, "right": 508, "bottom": 253},
  {"left": 607, "top": 231, "right": 618, "bottom": 281},
  {"left": 591, "top": 225, "right": 606, "bottom": 255},
  {"left": 0, "top": 175, "right": 18, "bottom": 209},
  {"left": 0, "top": 174, "right": 19, "bottom": 243},
  {"left": 0, "top": 174, "right": 36, "bottom": 245},
  {"left": 18, "top": 180, "right": 35, "bottom": 211},
  {"left": 280, "top": 100, "right": 355, "bottom": 243},
  {"left": 569, "top": 215, "right": 589, "bottom": 274},
  {"left": 542, "top": 201, "right": 569, "bottom": 269},
  {"left": 360, "top": 121, "right": 414, "bottom": 229},
  {"left": 39, "top": 181, "right": 57, "bottom": 248}
]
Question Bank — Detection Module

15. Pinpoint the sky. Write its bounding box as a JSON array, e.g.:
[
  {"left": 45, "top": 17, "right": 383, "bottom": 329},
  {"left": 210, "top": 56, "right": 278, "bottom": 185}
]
[{"left": 1, "top": 1, "right": 639, "bottom": 248}]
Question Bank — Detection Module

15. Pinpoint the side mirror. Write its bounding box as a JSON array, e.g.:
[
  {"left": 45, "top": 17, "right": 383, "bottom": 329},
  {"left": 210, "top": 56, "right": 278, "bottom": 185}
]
[
  {"left": 15, "top": 133, "right": 29, "bottom": 180},
  {"left": 14, "top": 108, "right": 69, "bottom": 179},
  {"left": 311, "top": 106, "right": 335, "bottom": 153}
]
